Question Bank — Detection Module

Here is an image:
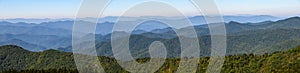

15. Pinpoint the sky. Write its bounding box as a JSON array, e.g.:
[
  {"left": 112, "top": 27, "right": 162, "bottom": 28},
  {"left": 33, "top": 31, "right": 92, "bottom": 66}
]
[{"left": 0, "top": 0, "right": 300, "bottom": 19}]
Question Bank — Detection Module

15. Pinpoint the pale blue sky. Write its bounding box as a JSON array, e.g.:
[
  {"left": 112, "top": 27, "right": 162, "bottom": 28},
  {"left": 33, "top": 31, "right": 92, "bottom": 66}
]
[{"left": 0, "top": 0, "right": 299, "bottom": 19}]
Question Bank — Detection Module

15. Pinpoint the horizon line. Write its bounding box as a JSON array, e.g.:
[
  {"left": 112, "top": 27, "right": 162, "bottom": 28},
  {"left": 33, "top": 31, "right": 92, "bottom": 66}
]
[{"left": 1, "top": 14, "right": 299, "bottom": 20}]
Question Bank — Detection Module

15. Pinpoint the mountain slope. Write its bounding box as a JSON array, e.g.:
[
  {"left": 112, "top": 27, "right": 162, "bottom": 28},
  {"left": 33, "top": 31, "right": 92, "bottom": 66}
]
[
  {"left": 0, "top": 45, "right": 76, "bottom": 71},
  {"left": 0, "top": 39, "right": 46, "bottom": 51},
  {"left": 0, "top": 45, "right": 300, "bottom": 72}
]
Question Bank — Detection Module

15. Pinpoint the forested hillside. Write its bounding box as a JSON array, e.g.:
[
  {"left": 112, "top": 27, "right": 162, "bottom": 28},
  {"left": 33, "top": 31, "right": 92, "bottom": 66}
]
[{"left": 0, "top": 45, "right": 299, "bottom": 73}]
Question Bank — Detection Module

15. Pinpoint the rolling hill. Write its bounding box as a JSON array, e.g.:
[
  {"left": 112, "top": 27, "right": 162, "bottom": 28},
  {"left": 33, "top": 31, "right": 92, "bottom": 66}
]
[
  {"left": 55, "top": 17, "right": 300, "bottom": 58},
  {"left": 0, "top": 45, "right": 299, "bottom": 73},
  {"left": 0, "top": 16, "right": 298, "bottom": 55}
]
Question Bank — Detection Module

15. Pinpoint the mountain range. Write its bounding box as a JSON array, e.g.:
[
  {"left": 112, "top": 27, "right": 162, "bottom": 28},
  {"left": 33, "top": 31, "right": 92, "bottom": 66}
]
[
  {"left": 1, "top": 15, "right": 282, "bottom": 24},
  {"left": 0, "top": 16, "right": 298, "bottom": 55},
  {"left": 60, "top": 16, "right": 300, "bottom": 58},
  {"left": 0, "top": 15, "right": 300, "bottom": 72}
]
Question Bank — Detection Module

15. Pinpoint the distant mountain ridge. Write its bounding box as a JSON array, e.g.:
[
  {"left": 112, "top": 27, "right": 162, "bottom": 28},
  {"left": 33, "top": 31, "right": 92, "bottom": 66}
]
[
  {"left": 0, "top": 16, "right": 298, "bottom": 53},
  {"left": 1, "top": 15, "right": 282, "bottom": 24},
  {"left": 55, "top": 17, "right": 300, "bottom": 58}
]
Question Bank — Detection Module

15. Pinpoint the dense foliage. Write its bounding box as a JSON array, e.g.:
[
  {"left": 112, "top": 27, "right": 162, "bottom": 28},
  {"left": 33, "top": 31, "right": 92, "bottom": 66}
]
[
  {"left": 2, "top": 69, "right": 78, "bottom": 73},
  {"left": 0, "top": 45, "right": 299, "bottom": 73}
]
